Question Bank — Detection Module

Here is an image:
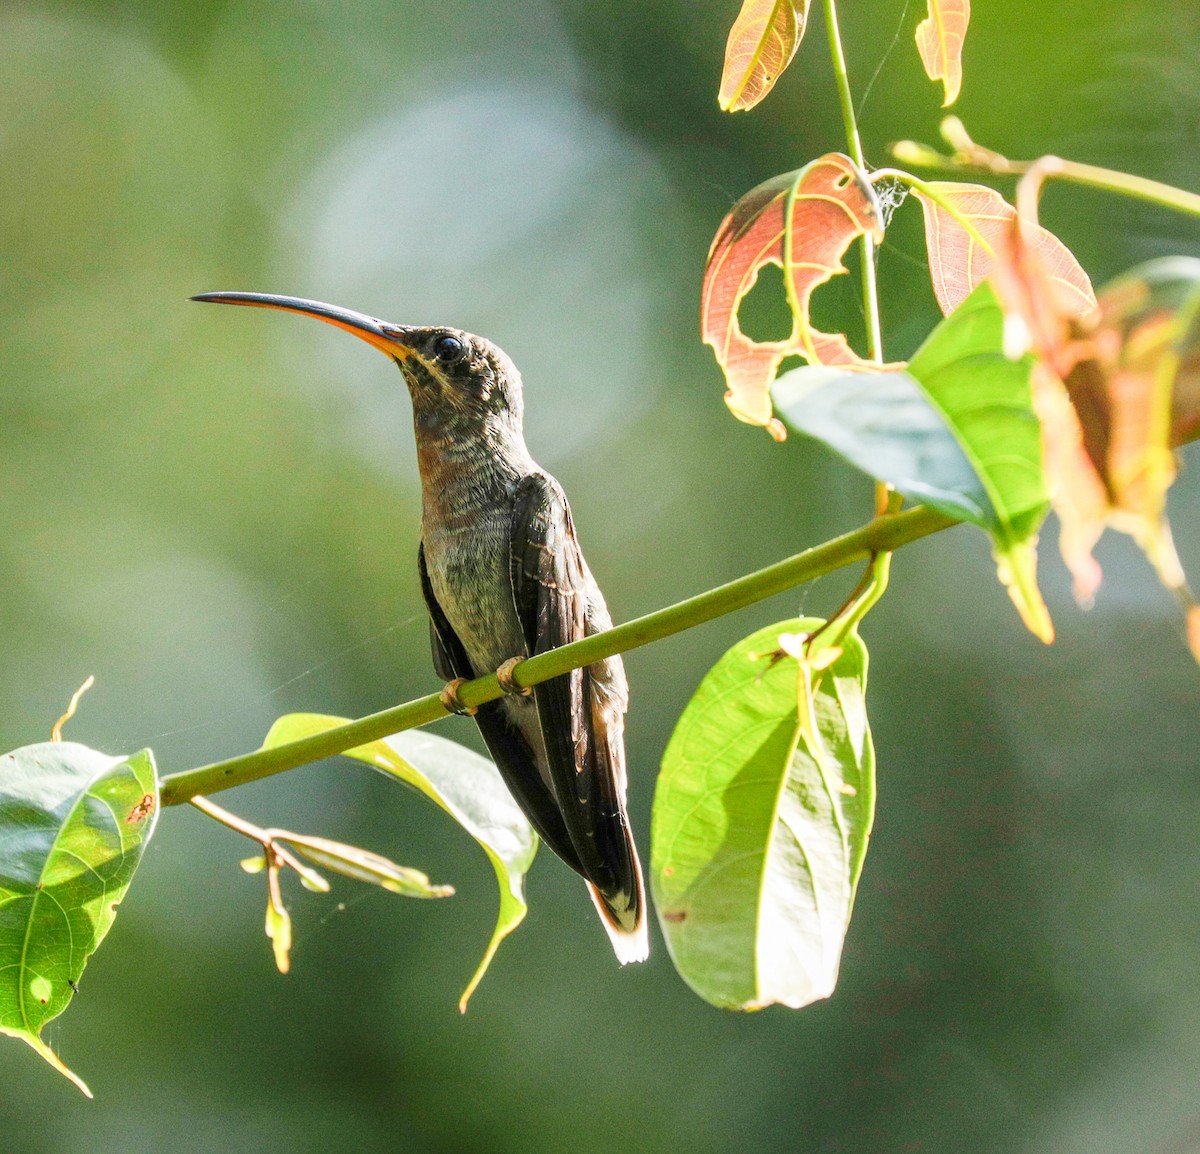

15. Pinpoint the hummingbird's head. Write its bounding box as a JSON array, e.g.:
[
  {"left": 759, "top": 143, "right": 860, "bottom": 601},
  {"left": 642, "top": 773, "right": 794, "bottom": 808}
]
[
  {"left": 190, "top": 292, "right": 524, "bottom": 435},
  {"left": 385, "top": 325, "right": 524, "bottom": 433}
]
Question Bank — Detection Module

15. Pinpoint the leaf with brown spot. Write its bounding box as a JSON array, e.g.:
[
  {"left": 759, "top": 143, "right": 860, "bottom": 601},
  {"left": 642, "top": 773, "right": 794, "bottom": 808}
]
[
  {"left": 914, "top": 182, "right": 1097, "bottom": 323},
  {"left": 702, "top": 153, "right": 887, "bottom": 437},
  {"left": 915, "top": 0, "right": 971, "bottom": 106},
  {"left": 718, "top": 0, "right": 812, "bottom": 112}
]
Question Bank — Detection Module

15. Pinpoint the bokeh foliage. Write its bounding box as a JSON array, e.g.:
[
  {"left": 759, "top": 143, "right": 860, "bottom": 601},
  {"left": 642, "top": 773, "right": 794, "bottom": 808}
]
[{"left": 2, "top": 0, "right": 1199, "bottom": 1151}]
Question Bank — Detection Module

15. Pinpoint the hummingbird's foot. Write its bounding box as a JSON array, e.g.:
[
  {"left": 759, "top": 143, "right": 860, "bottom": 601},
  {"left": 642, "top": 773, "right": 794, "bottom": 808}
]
[
  {"left": 496, "top": 656, "right": 532, "bottom": 697},
  {"left": 439, "top": 678, "right": 477, "bottom": 716}
]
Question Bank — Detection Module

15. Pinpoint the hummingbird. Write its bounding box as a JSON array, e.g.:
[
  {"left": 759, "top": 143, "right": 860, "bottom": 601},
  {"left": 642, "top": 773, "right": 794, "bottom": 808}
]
[{"left": 192, "top": 291, "right": 648, "bottom": 964}]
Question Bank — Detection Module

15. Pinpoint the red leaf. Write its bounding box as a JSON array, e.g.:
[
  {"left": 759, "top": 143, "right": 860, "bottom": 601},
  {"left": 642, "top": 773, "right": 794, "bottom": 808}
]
[
  {"left": 915, "top": 0, "right": 971, "bottom": 107},
  {"left": 702, "top": 154, "right": 886, "bottom": 436},
  {"left": 718, "top": 0, "right": 812, "bottom": 113}
]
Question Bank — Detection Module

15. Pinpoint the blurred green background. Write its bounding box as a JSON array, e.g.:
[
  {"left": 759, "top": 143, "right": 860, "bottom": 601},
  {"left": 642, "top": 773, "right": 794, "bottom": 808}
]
[{"left": 3, "top": 0, "right": 1200, "bottom": 1150}]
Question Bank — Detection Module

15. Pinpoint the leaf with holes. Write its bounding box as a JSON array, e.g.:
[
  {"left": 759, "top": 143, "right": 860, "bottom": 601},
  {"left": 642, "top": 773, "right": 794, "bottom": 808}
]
[
  {"left": 773, "top": 280, "right": 1054, "bottom": 641},
  {"left": 652, "top": 619, "right": 875, "bottom": 1011},
  {"left": 262, "top": 714, "right": 536, "bottom": 1011},
  {"left": 913, "top": 182, "right": 1097, "bottom": 321},
  {"left": 915, "top": 0, "right": 971, "bottom": 106},
  {"left": 718, "top": 0, "right": 812, "bottom": 112},
  {"left": 702, "top": 153, "right": 887, "bottom": 437},
  {"left": 0, "top": 741, "right": 159, "bottom": 1096}
]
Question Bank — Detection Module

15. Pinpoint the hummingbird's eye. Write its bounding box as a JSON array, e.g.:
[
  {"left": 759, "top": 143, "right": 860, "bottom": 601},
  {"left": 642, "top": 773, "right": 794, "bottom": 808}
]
[{"left": 433, "top": 334, "right": 465, "bottom": 363}]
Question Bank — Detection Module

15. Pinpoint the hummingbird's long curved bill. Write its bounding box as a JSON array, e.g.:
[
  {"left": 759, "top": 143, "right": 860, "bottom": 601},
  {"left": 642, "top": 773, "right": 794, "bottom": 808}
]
[{"left": 191, "top": 292, "right": 412, "bottom": 359}]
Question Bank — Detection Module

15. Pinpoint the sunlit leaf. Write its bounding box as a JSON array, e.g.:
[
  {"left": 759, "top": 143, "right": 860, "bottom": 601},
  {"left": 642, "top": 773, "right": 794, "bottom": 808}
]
[
  {"left": 0, "top": 742, "right": 159, "bottom": 1096},
  {"left": 702, "top": 153, "right": 887, "bottom": 437},
  {"left": 262, "top": 715, "right": 536, "bottom": 1012},
  {"left": 914, "top": 182, "right": 1097, "bottom": 321},
  {"left": 718, "top": 0, "right": 812, "bottom": 113},
  {"left": 774, "top": 281, "right": 1054, "bottom": 641},
  {"left": 652, "top": 620, "right": 874, "bottom": 1011},
  {"left": 915, "top": 0, "right": 970, "bottom": 106}
]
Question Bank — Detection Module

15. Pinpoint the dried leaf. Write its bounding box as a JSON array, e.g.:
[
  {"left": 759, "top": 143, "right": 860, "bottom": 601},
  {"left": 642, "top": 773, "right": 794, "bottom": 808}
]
[
  {"left": 915, "top": 0, "right": 970, "bottom": 106},
  {"left": 1052, "top": 258, "right": 1200, "bottom": 633},
  {"left": 1029, "top": 363, "right": 1109, "bottom": 604},
  {"left": 914, "top": 182, "right": 1097, "bottom": 323},
  {"left": 718, "top": 0, "right": 812, "bottom": 113},
  {"left": 286, "top": 834, "right": 455, "bottom": 899},
  {"left": 702, "top": 154, "right": 886, "bottom": 436}
]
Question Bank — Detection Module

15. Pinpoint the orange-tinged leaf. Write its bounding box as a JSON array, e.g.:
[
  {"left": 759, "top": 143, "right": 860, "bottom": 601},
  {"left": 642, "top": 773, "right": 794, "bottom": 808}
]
[
  {"left": 1058, "top": 265, "right": 1200, "bottom": 595},
  {"left": 914, "top": 182, "right": 1097, "bottom": 323},
  {"left": 719, "top": 0, "right": 812, "bottom": 112},
  {"left": 1033, "top": 258, "right": 1200, "bottom": 652},
  {"left": 702, "top": 154, "right": 886, "bottom": 436},
  {"left": 1029, "top": 363, "right": 1108, "bottom": 604},
  {"left": 1187, "top": 604, "right": 1200, "bottom": 664},
  {"left": 915, "top": 0, "right": 970, "bottom": 106}
]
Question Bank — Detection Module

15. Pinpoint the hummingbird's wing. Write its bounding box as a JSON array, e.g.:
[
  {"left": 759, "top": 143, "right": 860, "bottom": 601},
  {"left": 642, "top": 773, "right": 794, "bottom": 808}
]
[
  {"left": 509, "top": 474, "right": 643, "bottom": 930},
  {"left": 417, "top": 542, "right": 578, "bottom": 867}
]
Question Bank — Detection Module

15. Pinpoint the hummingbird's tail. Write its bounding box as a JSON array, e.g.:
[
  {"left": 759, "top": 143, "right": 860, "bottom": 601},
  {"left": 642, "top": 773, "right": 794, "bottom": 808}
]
[{"left": 586, "top": 836, "right": 649, "bottom": 965}]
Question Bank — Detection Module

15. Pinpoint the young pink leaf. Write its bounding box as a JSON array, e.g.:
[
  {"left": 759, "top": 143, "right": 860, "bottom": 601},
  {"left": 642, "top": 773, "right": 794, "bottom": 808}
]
[
  {"left": 914, "top": 182, "right": 1097, "bottom": 321},
  {"left": 718, "top": 0, "right": 812, "bottom": 112},
  {"left": 915, "top": 0, "right": 971, "bottom": 106}
]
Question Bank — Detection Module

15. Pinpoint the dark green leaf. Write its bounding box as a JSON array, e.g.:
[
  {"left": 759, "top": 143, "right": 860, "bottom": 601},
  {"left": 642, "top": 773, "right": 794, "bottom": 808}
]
[
  {"left": 651, "top": 620, "right": 874, "bottom": 1011},
  {"left": 0, "top": 741, "right": 159, "bottom": 1095}
]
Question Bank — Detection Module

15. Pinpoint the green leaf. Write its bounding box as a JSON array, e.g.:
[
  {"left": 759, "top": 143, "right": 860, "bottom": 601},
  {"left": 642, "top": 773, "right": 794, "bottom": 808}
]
[
  {"left": 771, "top": 361, "right": 990, "bottom": 524},
  {"left": 773, "top": 280, "right": 1054, "bottom": 641},
  {"left": 651, "top": 620, "right": 875, "bottom": 1011},
  {"left": 0, "top": 741, "right": 159, "bottom": 1096},
  {"left": 262, "top": 715, "right": 536, "bottom": 1012}
]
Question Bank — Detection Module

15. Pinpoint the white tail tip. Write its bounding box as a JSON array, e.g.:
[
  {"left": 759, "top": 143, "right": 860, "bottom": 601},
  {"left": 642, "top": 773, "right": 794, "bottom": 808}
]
[{"left": 587, "top": 882, "right": 649, "bottom": 965}]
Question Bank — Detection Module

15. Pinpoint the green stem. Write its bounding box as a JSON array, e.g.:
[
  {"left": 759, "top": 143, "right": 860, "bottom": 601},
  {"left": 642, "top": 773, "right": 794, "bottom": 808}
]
[
  {"left": 159, "top": 505, "right": 957, "bottom": 806},
  {"left": 823, "top": 0, "right": 882, "bottom": 362},
  {"left": 1015, "top": 155, "right": 1200, "bottom": 226},
  {"left": 869, "top": 167, "right": 998, "bottom": 255},
  {"left": 1035, "top": 158, "right": 1200, "bottom": 219},
  {"left": 894, "top": 123, "right": 1200, "bottom": 220}
]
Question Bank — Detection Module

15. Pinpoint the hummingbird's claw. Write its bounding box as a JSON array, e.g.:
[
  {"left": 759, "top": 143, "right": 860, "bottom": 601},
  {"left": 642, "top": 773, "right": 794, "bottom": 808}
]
[
  {"left": 496, "top": 657, "right": 532, "bottom": 697},
  {"left": 439, "top": 678, "right": 478, "bottom": 716}
]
